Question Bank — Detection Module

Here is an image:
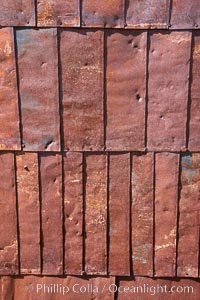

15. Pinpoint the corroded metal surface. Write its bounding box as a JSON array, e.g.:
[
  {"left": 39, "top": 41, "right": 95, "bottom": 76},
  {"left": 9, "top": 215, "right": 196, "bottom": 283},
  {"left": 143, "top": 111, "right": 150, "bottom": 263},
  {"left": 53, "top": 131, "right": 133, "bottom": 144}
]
[
  {"left": 16, "top": 28, "right": 60, "bottom": 151},
  {"left": 106, "top": 31, "right": 146, "bottom": 151},
  {"left": 0, "top": 27, "right": 20, "bottom": 150},
  {"left": 148, "top": 31, "right": 191, "bottom": 151},
  {"left": 40, "top": 153, "right": 63, "bottom": 275},
  {"left": 64, "top": 152, "right": 83, "bottom": 275},
  {"left": 154, "top": 153, "right": 179, "bottom": 277},
  {"left": 126, "top": 0, "right": 170, "bottom": 29},
  {"left": 0, "top": 153, "right": 18, "bottom": 275},
  {"left": 132, "top": 153, "right": 153, "bottom": 276},
  {"left": 171, "top": 1, "right": 200, "bottom": 29},
  {"left": 109, "top": 153, "right": 130, "bottom": 276},
  {"left": 16, "top": 152, "right": 40, "bottom": 274},
  {"left": 177, "top": 153, "right": 200, "bottom": 277},
  {"left": 189, "top": 33, "right": 200, "bottom": 151},
  {"left": 85, "top": 154, "right": 107, "bottom": 275},
  {"left": 82, "top": 0, "right": 124, "bottom": 27},
  {"left": 0, "top": 0, "right": 35, "bottom": 26},
  {"left": 61, "top": 29, "right": 104, "bottom": 151},
  {"left": 37, "top": 0, "right": 80, "bottom": 27}
]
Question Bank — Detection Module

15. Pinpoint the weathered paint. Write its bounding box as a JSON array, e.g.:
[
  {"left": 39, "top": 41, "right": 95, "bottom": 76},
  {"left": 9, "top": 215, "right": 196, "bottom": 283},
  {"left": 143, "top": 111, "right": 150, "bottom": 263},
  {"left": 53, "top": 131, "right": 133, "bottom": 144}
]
[
  {"left": 0, "top": 27, "right": 21, "bottom": 150},
  {"left": 16, "top": 28, "right": 60, "bottom": 151},
  {"left": 16, "top": 152, "right": 40, "bottom": 274}
]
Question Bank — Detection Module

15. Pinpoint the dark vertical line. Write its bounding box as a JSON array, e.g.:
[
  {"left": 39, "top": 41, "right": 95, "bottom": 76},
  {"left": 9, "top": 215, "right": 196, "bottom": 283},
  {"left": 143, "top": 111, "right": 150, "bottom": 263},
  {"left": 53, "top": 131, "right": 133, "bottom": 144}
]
[
  {"left": 14, "top": 153, "right": 21, "bottom": 275},
  {"left": 114, "top": 276, "right": 119, "bottom": 300},
  {"left": 152, "top": 152, "right": 156, "bottom": 276},
  {"left": 198, "top": 221, "right": 200, "bottom": 277},
  {"left": 38, "top": 152, "right": 43, "bottom": 274},
  {"left": 129, "top": 152, "right": 133, "bottom": 275},
  {"left": 124, "top": 0, "right": 127, "bottom": 27},
  {"left": 61, "top": 153, "right": 65, "bottom": 275},
  {"left": 34, "top": 0, "right": 38, "bottom": 26},
  {"left": 168, "top": 0, "right": 173, "bottom": 27},
  {"left": 82, "top": 152, "right": 86, "bottom": 274},
  {"left": 175, "top": 153, "right": 182, "bottom": 277},
  {"left": 57, "top": 28, "right": 64, "bottom": 152},
  {"left": 79, "top": 0, "right": 82, "bottom": 26},
  {"left": 145, "top": 30, "right": 150, "bottom": 150},
  {"left": 106, "top": 152, "right": 110, "bottom": 275},
  {"left": 186, "top": 32, "right": 194, "bottom": 150},
  {"left": 103, "top": 30, "right": 107, "bottom": 150},
  {"left": 13, "top": 28, "right": 23, "bottom": 150}
]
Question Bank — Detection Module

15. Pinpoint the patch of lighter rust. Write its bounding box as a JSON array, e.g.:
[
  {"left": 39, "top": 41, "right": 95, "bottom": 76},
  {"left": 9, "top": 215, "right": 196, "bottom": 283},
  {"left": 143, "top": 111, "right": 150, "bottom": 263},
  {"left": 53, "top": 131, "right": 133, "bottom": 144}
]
[
  {"left": 4, "top": 41, "right": 12, "bottom": 57},
  {"left": 132, "top": 256, "right": 148, "bottom": 264},
  {"left": 0, "top": 239, "right": 17, "bottom": 254},
  {"left": 155, "top": 242, "right": 175, "bottom": 251},
  {"left": 71, "top": 179, "right": 80, "bottom": 183}
]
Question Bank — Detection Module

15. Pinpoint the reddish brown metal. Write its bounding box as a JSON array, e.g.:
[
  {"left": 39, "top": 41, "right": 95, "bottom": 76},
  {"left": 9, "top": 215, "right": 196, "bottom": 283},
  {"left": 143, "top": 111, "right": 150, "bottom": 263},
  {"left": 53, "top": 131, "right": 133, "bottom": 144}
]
[
  {"left": 37, "top": 0, "right": 80, "bottom": 27},
  {"left": 0, "top": 153, "right": 18, "bottom": 275},
  {"left": 170, "top": 0, "right": 200, "bottom": 29},
  {"left": 0, "top": 27, "right": 20, "bottom": 150},
  {"left": 132, "top": 153, "right": 154, "bottom": 276},
  {"left": 106, "top": 31, "right": 147, "bottom": 151},
  {"left": 177, "top": 153, "right": 200, "bottom": 277},
  {"left": 82, "top": 0, "right": 124, "bottom": 28},
  {"left": 85, "top": 154, "right": 107, "bottom": 275},
  {"left": 16, "top": 152, "right": 40, "bottom": 274},
  {"left": 64, "top": 152, "right": 83, "bottom": 275},
  {"left": 16, "top": 28, "right": 60, "bottom": 151},
  {"left": 40, "top": 154, "right": 63, "bottom": 275},
  {"left": 126, "top": 0, "right": 170, "bottom": 29},
  {"left": 60, "top": 29, "right": 104, "bottom": 151},
  {"left": 154, "top": 153, "right": 179, "bottom": 277},
  {"left": 148, "top": 31, "right": 191, "bottom": 151},
  {"left": 189, "top": 33, "right": 200, "bottom": 151},
  {"left": 0, "top": 0, "right": 35, "bottom": 26},
  {"left": 109, "top": 153, "right": 130, "bottom": 276}
]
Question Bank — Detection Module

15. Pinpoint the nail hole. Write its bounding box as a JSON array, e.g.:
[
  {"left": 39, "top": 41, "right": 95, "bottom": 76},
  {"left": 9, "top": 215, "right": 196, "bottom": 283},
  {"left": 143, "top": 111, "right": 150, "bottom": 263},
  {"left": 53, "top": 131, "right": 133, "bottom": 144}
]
[
  {"left": 136, "top": 94, "right": 142, "bottom": 102},
  {"left": 24, "top": 165, "right": 29, "bottom": 172}
]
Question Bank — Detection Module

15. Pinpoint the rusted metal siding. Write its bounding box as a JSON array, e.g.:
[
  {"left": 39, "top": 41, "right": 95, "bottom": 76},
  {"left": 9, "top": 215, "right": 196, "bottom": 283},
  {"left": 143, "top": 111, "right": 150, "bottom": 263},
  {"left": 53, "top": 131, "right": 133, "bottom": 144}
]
[
  {"left": 60, "top": 29, "right": 104, "bottom": 151},
  {"left": 16, "top": 28, "right": 60, "bottom": 151},
  {"left": 106, "top": 31, "right": 147, "bottom": 151},
  {"left": 0, "top": 153, "right": 18, "bottom": 275},
  {"left": 16, "top": 152, "right": 40, "bottom": 274},
  {"left": 64, "top": 152, "right": 83, "bottom": 275},
  {"left": 37, "top": 0, "right": 80, "bottom": 27},
  {"left": 148, "top": 31, "right": 191, "bottom": 151},
  {"left": 0, "top": 28, "right": 21, "bottom": 150},
  {"left": 82, "top": 0, "right": 124, "bottom": 28}
]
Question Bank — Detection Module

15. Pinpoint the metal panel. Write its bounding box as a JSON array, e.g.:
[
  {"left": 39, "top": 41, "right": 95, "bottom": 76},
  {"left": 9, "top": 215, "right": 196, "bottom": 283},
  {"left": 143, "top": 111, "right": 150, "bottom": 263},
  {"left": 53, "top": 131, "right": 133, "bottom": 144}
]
[{"left": 16, "top": 28, "right": 60, "bottom": 151}]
